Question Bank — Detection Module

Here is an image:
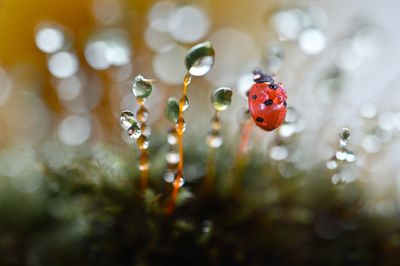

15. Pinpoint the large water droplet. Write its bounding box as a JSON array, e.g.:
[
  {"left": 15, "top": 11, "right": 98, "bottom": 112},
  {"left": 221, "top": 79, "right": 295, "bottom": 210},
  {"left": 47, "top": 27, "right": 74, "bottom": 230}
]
[
  {"left": 132, "top": 74, "right": 153, "bottom": 99},
  {"left": 164, "top": 97, "right": 180, "bottom": 123},
  {"left": 206, "top": 130, "right": 223, "bottom": 148},
  {"left": 137, "top": 135, "right": 149, "bottom": 149},
  {"left": 185, "top": 41, "right": 215, "bottom": 76},
  {"left": 211, "top": 87, "right": 233, "bottom": 111},
  {"left": 120, "top": 110, "right": 136, "bottom": 129}
]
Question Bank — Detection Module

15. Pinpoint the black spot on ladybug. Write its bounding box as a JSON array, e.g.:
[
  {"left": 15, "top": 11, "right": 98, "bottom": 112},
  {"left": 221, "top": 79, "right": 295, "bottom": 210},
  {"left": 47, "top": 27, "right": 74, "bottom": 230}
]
[
  {"left": 269, "top": 84, "right": 278, "bottom": 90},
  {"left": 256, "top": 117, "right": 264, "bottom": 122},
  {"left": 246, "top": 91, "right": 250, "bottom": 97},
  {"left": 264, "top": 99, "right": 273, "bottom": 106},
  {"left": 284, "top": 101, "right": 287, "bottom": 107},
  {"left": 252, "top": 95, "right": 257, "bottom": 100}
]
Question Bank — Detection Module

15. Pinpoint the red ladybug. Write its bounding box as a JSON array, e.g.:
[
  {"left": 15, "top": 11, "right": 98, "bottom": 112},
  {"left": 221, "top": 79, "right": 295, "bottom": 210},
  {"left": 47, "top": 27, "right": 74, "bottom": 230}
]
[{"left": 248, "top": 71, "right": 287, "bottom": 131}]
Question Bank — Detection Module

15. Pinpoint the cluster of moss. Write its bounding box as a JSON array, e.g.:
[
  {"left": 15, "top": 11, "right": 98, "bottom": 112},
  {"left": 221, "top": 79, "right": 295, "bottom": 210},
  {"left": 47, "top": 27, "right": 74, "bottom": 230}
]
[{"left": 0, "top": 145, "right": 399, "bottom": 266}]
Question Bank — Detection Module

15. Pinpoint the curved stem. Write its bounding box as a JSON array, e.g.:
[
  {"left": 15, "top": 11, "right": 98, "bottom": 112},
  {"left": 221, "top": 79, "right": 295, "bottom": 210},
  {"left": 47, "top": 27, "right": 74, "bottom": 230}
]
[{"left": 168, "top": 72, "right": 191, "bottom": 213}]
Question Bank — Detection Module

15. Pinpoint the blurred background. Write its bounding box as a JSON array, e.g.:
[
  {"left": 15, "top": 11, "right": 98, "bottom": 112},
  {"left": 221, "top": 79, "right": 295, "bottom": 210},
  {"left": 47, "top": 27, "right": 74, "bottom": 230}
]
[{"left": 1, "top": 0, "right": 400, "bottom": 264}]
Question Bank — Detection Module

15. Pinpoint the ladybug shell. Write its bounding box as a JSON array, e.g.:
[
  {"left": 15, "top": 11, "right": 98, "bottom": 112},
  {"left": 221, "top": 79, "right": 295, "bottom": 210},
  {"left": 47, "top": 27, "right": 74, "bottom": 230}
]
[{"left": 248, "top": 82, "right": 287, "bottom": 131}]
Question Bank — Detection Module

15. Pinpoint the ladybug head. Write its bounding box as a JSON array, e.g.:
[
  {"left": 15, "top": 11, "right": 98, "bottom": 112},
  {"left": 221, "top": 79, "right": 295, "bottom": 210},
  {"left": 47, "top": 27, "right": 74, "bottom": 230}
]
[{"left": 252, "top": 69, "right": 274, "bottom": 84}]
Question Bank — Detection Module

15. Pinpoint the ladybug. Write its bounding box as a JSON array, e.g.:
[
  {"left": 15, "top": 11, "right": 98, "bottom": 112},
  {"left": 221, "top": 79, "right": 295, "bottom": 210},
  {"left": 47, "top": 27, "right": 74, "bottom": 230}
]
[{"left": 248, "top": 70, "right": 287, "bottom": 131}]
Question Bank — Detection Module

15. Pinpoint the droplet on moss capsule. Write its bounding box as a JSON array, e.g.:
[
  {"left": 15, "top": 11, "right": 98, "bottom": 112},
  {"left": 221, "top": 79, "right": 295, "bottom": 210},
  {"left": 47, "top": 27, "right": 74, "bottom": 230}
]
[
  {"left": 128, "top": 123, "right": 141, "bottom": 139},
  {"left": 207, "top": 130, "right": 223, "bottom": 148},
  {"left": 211, "top": 87, "right": 233, "bottom": 111},
  {"left": 120, "top": 110, "right": 136, "bottom": 129},
  {"left": 165, "top": 97, "right": 180, "bottom": 123},
  {"left": 137, "top": 135, "right": 149, "bottom": 150},
  {"left": 137, "top": 106, "right": 150, "bottom": 123},
  {"left": 132, "top": 74, "right": 153, "bottom": 99},
  {"left": 185, "top": 41, "right": 215, "bottom": 76}
]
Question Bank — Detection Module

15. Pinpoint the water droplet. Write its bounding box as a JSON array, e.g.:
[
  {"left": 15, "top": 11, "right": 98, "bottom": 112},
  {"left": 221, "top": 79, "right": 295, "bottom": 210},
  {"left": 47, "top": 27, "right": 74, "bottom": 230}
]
[
  {"left": 120, "top": 110, "right": 136, "bottom": 129},
  {"left": 182, "top": 95, "right": 189, "bottom": 111},
  {"left": 211, "top": 87, "right": 233, "bottom": 111},
  {"left": 202, "top": 220, "right": 213, "bottom": 233},
  {"left": 335, "top": 149, "right": 347, "bottom": 161},
  {"left": 345, "top": 149, "right": 356, "bottom": 163},
  {"left": 270, "top": 146, "right": 289, "bottom": 161},
  {"left": 163, "top": 170, "right": 175, "bottom": 183},
  {"left": 48, "top": 51, "right": 79, "bottom": 79},
  {"left": 137, "top": 105, "right": 150, "bottom": 123},
  {"left": 173, "top": 176, "right": 185, "bottom": 187},
  {"left": 175, "top": 117, "right": 186, "bottom": 135},
  {"left": 211, "top": 115, "right": 221, "bottom": 130},
  {"left": 132, "top": 74, "right": 153, "bottom": 99},
  {"left": 164, "top": 97, "right": 179, "bottom": 123},
  {"left": 185, "top": 41, "right": 215, "bottom": 76},
  {"left": 206, "top": 130, "right": 223, "bottom": 148},
  {"left": 137, "top": 135, "right": 149, "bottom": 149},
  {"left": 35, "top": 25, "right": 65, "bottom": 54},
  {"left": 141, "top": 123, "right": 151, "bottom": 137},
  {"left": 128, "top": 123, "right": 141, "bottom": 139},
  {"left": 167, "top": 128, "right": 178, "bottom": 145},
  {"left": 326, "top": 158, "right": 338, "bottom": 170},
  {"left": 166, "top": 150, "right": 180, "bottom": 164},
  {"left": 339, "top": 127, "right": 350, "bottom": 146},
  {"left": 138, "top": 157, "right": 150, "bottom": 171}
]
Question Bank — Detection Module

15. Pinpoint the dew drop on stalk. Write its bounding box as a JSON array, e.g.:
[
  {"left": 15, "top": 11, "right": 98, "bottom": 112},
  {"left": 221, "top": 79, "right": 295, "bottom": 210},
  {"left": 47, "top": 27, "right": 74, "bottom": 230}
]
[
  {"left": 140, "top": 123, "right": 151, "bottom": 137},
  {"left": 165, "top": 97, "right": 180, "bottom": 123},
  {"left": 206, "top": 130, "right": 223, "bottom": 148},
  {"left": 326, "top": 157, "right": 338, "bottom": 170},
  {"left": 127, "top": 123, "right": 141, "bottom": 139},
  {"left": 137, "top": 135, "right": 150, "bottom": 150},
  {"left": 339, "top": 127, "right": 351, "bottom": 147},
  {"left": 173, "top": 176, "right": 185, "bottom": 188},
  {"left": 138, "top": 157, "right": 150, "bottom": 171},
  {"left": 137, "top": 106, "right": 150, "bottom": 123},
  {"left": 120, "top": 110, "right": 136, "bottom": 129},
  {"left": 166, "top": 150, "right": 180, "bottom": 164},
  {"left": 182, "top": 95, "right": 189, "bottom": 111},
  {"left": 175, "top": 117, "right": 186, "bottom": 135},
  {"left": 163, "top": 170, "right": 175, "bottom": 183},
  {"left": 211, "top": 115, "right": 221, "bottom": 131},
  {"left": 167, "top": 128, "right": 178, "bottom": 145}
]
